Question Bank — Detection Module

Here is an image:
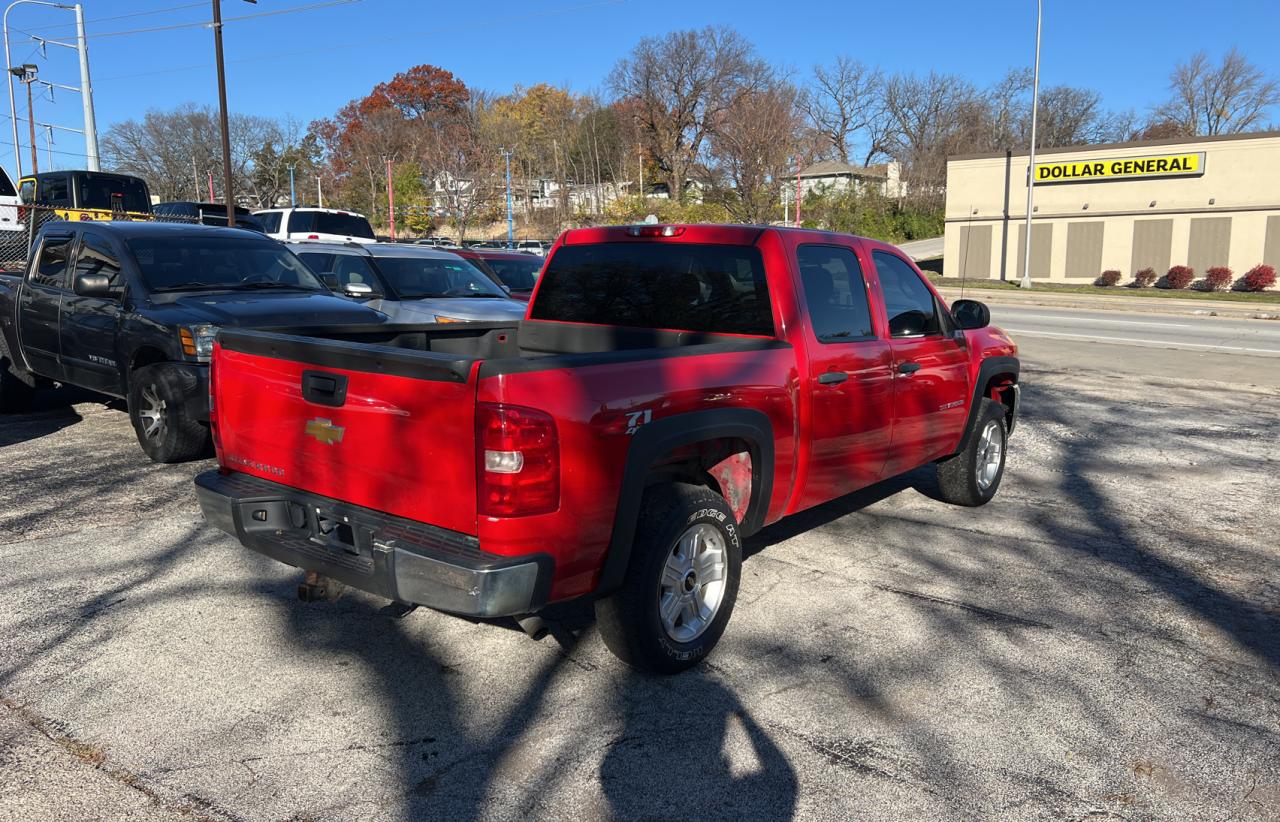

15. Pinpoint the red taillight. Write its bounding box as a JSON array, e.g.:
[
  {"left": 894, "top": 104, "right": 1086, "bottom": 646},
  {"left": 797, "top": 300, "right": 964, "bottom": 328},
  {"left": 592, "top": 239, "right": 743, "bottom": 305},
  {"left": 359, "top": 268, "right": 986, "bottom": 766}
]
[
  {"left": 476, "top": 403, "right": 558, "bottom": 517},
  {"left": 307, "top": 234, "right": 320, "bottom": 240}
]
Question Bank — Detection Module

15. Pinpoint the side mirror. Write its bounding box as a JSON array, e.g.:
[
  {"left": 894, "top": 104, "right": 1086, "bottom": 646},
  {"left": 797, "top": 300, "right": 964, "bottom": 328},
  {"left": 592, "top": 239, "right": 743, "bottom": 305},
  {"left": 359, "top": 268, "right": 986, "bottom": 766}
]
[
  {"left": 343, "top": 282, "right": 381, "bottom": 299},
  {"left": 951, "top": 299, "right": 991, "bottom": 330},
  {"left": 500, "top": 284, "right": 512, "bottom": 295},
  {"left": 74, "top": 272, "right": 111, "bottom": 298}
]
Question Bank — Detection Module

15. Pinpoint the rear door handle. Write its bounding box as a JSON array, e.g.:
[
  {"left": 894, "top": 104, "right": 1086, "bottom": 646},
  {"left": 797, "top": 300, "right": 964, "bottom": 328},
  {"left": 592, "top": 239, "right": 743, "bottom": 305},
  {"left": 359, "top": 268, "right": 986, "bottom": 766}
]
[
  {"left": 897, "top": 362, "right": 922, "bottom": 375},
  {"left": 817, "top": 371, "right": 848, "bottom": 385}
]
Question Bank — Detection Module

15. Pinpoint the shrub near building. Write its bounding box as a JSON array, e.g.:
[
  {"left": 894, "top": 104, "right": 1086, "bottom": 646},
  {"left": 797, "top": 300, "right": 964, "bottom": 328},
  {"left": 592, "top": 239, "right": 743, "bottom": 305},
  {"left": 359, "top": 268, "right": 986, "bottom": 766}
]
[
  {"left": 1203, "top": 266, "right": 1233, "bottom": 291},
  {"left": 1133, "top": 267, "right": 1158, "bottom": 288},
  {"left": 1161, "top": 266, "right": 1195, "bottom": 290},
  {"left": 1240, "top": 264, "right": 1277, "bottom": 292},
  {"left": 1096, "top": 270, "right": 1122, "bottom": 287}
]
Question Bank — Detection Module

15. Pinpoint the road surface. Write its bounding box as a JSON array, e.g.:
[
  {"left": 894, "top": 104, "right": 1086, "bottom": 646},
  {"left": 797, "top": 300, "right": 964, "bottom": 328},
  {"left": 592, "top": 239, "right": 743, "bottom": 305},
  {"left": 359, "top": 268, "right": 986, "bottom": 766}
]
[{"left": 991, "top": 303, "right": 1280, "bottom": 357}]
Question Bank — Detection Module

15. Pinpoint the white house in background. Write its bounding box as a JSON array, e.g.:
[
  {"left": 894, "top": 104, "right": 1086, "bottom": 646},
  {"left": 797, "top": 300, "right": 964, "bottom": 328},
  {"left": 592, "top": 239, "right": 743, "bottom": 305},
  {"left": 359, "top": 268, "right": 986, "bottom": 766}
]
[{"left": 798, "top": 160, "right": 906, "bottom": 199}]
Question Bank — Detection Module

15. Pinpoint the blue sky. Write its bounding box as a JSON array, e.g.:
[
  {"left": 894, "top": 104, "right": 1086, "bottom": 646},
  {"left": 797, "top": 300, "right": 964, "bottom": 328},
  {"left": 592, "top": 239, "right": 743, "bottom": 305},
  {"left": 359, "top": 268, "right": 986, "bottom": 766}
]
[{"left": 5, "top": 0, "right": 1279, "bottom": 172}]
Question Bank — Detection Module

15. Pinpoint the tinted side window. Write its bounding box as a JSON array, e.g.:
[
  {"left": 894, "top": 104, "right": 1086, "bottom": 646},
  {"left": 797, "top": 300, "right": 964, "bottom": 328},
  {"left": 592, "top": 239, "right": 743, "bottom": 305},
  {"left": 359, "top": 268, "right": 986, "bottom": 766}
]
[
  {"left": 873, "top": 251, "right": 941, "bottom": 338},
  {"left": 257, "top": 212, "right": 282, "bottom": 233},
  {"left": 531, "top": 242, "right": 774, "bottom": 336},
  {"left": 797, "top": 244, "right": 874, "bottom": 342},
  {"left": 0, "top": 166, "right": 15, "bottom": 197},
  {"left": 286, "top": 211, "right": 314, "bottom": 233},
  {"left": 43, "top": 175, "right": 71, "bottom": 207},
  {"left": 75, "top": 233, "right": 125, "bottom": 298},
  {"left": 30, "top": 235, "right": 74, "bottom": 288}
]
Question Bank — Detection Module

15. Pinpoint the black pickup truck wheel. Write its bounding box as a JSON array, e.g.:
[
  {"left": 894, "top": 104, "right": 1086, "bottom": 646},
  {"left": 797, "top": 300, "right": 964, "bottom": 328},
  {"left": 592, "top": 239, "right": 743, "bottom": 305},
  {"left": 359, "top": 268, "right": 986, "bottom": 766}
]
[
  {"left": 0, "top": 338, "right": 35, "bottom": 413},
  {"left": 595, "top": 482, "right": 742, "bottom": 674},
  {"left": 935, "top": 397, "right": 1008, "bottom": 507},
  {"left": 128, "top": 364, "right": 208, "bottom": 463}
]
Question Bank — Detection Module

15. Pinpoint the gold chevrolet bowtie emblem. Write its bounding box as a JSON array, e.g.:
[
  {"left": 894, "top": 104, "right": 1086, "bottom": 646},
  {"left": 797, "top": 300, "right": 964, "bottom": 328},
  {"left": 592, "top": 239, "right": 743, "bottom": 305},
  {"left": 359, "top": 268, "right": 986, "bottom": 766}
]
[{"left": 305, "top": 417, "right": 345, "bottom": 445}]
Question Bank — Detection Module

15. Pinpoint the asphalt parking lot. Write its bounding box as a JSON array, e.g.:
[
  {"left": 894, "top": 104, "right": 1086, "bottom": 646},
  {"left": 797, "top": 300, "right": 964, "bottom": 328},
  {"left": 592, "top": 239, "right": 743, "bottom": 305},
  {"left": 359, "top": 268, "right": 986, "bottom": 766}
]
[{"left": 2, "top": 342, "right": 1279, "bottom": 821}]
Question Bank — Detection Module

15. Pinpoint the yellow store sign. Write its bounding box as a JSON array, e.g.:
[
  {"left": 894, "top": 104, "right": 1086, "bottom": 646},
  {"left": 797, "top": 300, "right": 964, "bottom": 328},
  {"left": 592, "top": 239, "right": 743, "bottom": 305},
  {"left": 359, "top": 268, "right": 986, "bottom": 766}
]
[{"left": 1033, "top": 152, "right": 1206, "bottom": 184}]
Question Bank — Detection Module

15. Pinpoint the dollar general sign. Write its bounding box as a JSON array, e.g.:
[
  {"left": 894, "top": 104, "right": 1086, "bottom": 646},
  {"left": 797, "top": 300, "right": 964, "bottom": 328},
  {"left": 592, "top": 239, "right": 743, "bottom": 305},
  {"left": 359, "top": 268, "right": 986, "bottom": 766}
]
[{"left": 1032, "top": 152, "right": 1206, "bottom": 184}]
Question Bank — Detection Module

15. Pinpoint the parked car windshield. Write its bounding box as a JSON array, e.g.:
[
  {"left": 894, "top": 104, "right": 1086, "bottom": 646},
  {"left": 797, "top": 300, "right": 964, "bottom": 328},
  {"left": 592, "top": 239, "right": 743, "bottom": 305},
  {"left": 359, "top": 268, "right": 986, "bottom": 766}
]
[
  {"left": 77, "top": 173, "right": 150, "bottom": 213},
  {"left": 531, "top": 242, "right": 775, "bottom": 336},
  {"left": 372, "top": 255, "right": 506, "bottom": 299},
  {"left": 480, "top": 256, "right": 542, "bottom": 291},
  {"left": 128, "top": 236, "right": 326, "bottom": 292},
  {"left": 287, "top": 210, "right": 375, "bottom": 239}
]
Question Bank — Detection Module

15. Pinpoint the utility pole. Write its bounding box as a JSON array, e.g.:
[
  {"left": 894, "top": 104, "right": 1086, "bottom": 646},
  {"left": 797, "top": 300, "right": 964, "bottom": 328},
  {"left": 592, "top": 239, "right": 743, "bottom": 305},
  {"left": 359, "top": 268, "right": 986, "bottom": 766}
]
[
  {"left": 192, "top": 156, "right": 200, "bottom": 201},
  {"left": 316, "top": 176, "right": 322, "bottom": 208},
  {"left": 210, "top": 0, "right": 237, "bottom": 226},
  {"left": 500, "top": 148, "right": 513, "bottom": 248},
  {"left": 73, "top": 4, "right": 96, "bottom": 170},
  {"left": 207, "top": 171, "right": 214, "bottom": 202},
  {"left": 1021, "top": 0, "right": 1042, "bottom": 289},
  {"left": 385, "top": 156, "right": 395, "bottom": 240},
  {"left": 288, "top": 162, "right": 296, "bottom": 207}
]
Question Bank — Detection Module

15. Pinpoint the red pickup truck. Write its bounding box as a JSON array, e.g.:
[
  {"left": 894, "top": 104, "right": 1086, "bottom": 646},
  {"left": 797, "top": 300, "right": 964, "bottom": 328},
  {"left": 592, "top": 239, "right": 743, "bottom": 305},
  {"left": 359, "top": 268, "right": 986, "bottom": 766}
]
[{"left": 195, "top": 224, "right": 1019, "bottom": 673}]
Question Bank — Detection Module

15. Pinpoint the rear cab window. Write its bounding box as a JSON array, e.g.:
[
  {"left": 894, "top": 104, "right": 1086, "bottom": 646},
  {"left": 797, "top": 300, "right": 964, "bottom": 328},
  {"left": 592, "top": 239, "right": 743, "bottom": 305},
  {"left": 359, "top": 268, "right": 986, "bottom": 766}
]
[
  {"left": 256, "top": 211, "right": 282, "bottom": 233},
  {"left": 797, "top": 244, "right": 875, "bottom": 342},
  {"left": 530, "top": 242, "right": 774, "bottom": 336}
]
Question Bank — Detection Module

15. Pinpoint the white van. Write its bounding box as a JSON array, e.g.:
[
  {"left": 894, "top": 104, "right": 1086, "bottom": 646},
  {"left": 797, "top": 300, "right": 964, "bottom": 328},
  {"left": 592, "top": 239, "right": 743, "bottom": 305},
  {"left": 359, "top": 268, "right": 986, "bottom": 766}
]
[
  {"left": 0, "top": 166, "right": 22, "bottom": 234},
  {"left": 253, "top": 207, "right": 376, "bottom": 244}
]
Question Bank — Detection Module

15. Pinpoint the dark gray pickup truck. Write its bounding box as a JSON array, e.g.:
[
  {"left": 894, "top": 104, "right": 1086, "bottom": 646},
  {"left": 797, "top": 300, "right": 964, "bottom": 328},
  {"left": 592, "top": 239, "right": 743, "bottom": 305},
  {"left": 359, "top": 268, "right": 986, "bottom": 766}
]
[{"left": 0, "top": 221, "right": 386, "bottom": 462}]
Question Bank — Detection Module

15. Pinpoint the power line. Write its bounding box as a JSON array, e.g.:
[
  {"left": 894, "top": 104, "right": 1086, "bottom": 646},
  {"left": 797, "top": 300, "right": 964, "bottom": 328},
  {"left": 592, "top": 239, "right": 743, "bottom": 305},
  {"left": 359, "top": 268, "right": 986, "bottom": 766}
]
[
  {"left": 93, "top": 0, "right": 625, "bottom": 83},
  {"left": 15, "top": 0, "right": 359, "bottom": 43},
  {"left": 12, "top": 2, "right": 207, "bottom": 36}
]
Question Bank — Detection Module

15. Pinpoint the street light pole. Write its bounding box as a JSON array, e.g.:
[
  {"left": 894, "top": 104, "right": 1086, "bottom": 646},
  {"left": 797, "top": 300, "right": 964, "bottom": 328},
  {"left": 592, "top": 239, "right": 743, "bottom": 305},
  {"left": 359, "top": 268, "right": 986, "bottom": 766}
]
[
  {"left": 9, "top": 64, "right": 36, "bottom": 173},
  {"left": 1021, "top": 0, "right": 1042, "bottom": 289},
  {"left": 211, "top": 0, "right": 235, "bottom": 226},
  {"left": 288, "top": 162, "right": 295, "bottom": 206},
  {"left": 500, "top": 148, "right": 513, "bottom": 248}
]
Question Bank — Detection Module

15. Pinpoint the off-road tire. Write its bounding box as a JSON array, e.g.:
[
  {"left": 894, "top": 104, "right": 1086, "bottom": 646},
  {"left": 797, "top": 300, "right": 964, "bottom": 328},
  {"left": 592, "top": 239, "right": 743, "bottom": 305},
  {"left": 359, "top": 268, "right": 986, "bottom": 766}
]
[
  {"left": 936, "top": 397, "right": 1008, "bottom": 507},
  {"left": 595, "top": 483, "right": 742, "bottom": 674},
  {"left": 128, "top": 364, "right": 208, "bottom": 463},
  {"left": 0, "top": 337, "right": 35, "bottom": 413}
]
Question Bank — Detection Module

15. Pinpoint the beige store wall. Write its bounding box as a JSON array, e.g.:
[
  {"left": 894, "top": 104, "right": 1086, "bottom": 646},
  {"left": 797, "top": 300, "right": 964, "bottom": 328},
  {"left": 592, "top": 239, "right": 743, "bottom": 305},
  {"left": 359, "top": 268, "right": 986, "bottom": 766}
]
[{"left": 943, "top": 133, "right": 1280, "bottom": 281}]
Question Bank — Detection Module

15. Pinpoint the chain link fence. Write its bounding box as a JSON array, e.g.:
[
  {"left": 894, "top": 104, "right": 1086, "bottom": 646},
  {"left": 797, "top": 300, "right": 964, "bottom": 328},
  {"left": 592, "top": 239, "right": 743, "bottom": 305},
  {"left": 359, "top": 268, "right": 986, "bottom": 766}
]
[{"left": 0, "top": 206, "right": 200, "bottom": 274}]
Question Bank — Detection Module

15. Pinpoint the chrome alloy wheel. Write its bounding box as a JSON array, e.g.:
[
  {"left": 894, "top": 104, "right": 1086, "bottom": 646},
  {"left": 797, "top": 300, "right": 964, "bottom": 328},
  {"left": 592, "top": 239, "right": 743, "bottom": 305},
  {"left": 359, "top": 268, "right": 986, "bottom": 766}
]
[
  {"left": 658, "top": 522, "right": 727, "bottom": 643},
  {"left": 138, "top": 384, "right": 167, "bottom": 441},
  {"left": 975, "top": 419, "right": 1004, "bottom": 491}
]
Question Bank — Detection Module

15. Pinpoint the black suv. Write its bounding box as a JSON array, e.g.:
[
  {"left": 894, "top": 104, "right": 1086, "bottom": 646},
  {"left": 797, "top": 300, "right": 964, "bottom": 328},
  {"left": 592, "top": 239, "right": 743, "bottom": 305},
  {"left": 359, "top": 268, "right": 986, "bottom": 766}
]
[{"left": 0, "top": 222, "right": 387, "bottom": 462}]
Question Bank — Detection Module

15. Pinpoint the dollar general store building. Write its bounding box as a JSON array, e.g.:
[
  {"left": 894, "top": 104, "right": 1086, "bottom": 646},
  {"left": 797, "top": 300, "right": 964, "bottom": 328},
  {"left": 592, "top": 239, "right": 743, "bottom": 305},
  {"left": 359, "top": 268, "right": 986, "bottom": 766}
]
[{"left": 943, "top": 131, "right": 1280, "bottom": 282}]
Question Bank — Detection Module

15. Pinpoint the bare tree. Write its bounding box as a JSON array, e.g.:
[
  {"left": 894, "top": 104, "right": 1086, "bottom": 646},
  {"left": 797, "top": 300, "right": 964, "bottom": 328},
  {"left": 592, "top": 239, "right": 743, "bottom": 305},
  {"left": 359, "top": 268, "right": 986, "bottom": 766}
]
[
  {"left": 1154, "top": 48, "right": 1280, "bottom": 135},
  {"left": 709, "top": 77, "right": 802, "bottom": 223},
  {"left": 610, "top": 26, "right": 768, "bottom": 205},
  {"left": 882, "top": 72, "right": 978, "bottom": 199},
  {"left": 102, "top": 104, "right": 280, "bottom": 205},
  {"left": 800, "top": 57, "right": 885, "bottom": 165}
]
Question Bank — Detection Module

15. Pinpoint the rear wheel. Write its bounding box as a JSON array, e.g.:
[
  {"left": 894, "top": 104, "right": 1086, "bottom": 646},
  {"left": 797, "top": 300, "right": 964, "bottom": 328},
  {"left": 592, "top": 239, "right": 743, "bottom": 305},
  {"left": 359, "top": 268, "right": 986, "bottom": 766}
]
[
  {"left": 128, "top": 364, "right": 208, "bottom": 463},
  {"left": 936, "top": 397, "right": 1007, "bottom": 507},
  {"left": 0, "top": 338, "right": 35, "bottom": 413},
  {"left": 595, "top": 483, "right": 741, "bottom": 674}
]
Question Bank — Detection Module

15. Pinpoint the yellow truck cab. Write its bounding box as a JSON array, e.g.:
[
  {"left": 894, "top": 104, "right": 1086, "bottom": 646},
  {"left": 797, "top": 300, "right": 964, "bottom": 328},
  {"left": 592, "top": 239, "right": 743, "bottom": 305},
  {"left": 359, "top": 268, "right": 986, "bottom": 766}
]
[{"left": 18, "top": 170, "right": 151, "bottom": 221}]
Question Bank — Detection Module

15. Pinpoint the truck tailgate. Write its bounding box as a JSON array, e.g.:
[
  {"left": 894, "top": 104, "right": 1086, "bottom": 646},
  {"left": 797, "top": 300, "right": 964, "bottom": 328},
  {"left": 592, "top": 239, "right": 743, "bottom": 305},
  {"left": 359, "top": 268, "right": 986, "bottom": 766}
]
[{"left": 211, "top": 332, "right": 479, "bottom": 535}]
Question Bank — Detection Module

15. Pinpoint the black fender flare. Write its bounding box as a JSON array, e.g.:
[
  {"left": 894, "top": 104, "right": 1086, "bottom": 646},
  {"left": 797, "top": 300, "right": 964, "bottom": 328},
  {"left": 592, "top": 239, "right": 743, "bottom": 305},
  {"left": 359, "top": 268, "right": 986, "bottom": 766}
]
[
  {"left": 952, "top": 355, "right": 1020, "bottom": 456},
  {"left": 594, "top": 408, "right": 775, "bottom": 596}
]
